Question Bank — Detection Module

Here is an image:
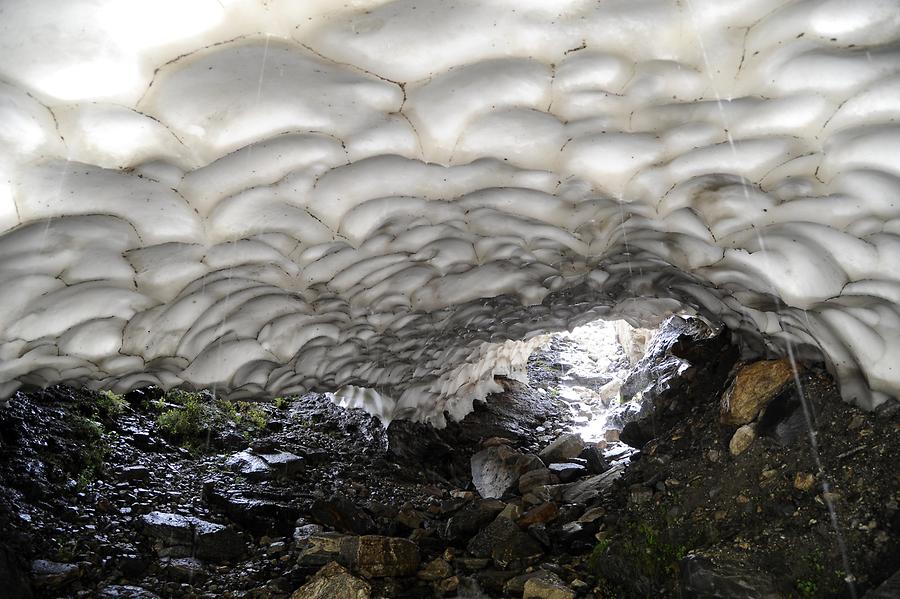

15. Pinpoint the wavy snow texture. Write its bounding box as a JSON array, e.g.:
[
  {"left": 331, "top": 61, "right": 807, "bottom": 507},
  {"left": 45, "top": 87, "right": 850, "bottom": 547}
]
[{"left": 0, "top": 0, "right": 899, "bottom": 424}]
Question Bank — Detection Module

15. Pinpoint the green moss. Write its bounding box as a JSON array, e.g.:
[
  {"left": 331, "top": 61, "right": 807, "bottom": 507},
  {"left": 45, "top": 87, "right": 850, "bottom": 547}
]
[
  {"left": 273, "top": 396, "right": 288, "bottom": 410},
  {"left": 588, "top": 516, "right": 696, "bottom": 595}
]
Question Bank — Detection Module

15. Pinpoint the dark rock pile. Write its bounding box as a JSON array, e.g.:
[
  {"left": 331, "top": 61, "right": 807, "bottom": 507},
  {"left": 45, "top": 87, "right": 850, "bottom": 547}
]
[{"left": 0, "top": 316, "right": 898, "bottom": 598}]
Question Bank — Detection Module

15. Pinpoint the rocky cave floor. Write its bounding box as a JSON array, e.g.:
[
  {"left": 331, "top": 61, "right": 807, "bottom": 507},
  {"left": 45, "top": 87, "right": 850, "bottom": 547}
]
[{"left": 0, "top": 318, "right": 898, "bottom": 599}]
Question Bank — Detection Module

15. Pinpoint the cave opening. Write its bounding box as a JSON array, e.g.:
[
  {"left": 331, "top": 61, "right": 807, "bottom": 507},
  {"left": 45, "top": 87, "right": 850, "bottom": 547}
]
[{"left": 1, "top": 0, "right": 900, "bottom": 597}]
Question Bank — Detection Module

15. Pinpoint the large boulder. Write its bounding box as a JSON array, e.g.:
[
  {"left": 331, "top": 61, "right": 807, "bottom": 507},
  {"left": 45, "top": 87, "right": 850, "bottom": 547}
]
[
  {"left": 538, "top": 434, "right": 584, "bottom": 464},
  {"left": 30, "top": 560, "right": 79, "bottom": 592},
  {"left": 291, "top": 562, "right": 370, "bottom": 599},
  {"left": 140, "top": 512, "right": 245, "bottom": 562},
  {"left": 470, "top": 446, "right": 542, "bottom": 499},
  {"left": 467, "top": 513, "right": 543, "bottom": 569},
  {"left": 443, "top": 499, "right": 505, "bottom": 541},
  {"left": 720, "top": 359, "right": 795, "bottom": 426},
  {"left": 352, "top": 536, "right": 420, "bottom": 578},
  {"left": 225, "top": 449, "right": 305, "bottom": 480},
  {"left": 297, "top": 534, "right": 420, "bottom": 578}
]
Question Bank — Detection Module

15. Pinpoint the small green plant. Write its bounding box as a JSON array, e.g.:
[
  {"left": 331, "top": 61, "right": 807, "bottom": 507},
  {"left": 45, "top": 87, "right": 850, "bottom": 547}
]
[
  {"left": 156, "top": 390, "right": 268, "bottom": 451},
  {"left": 157, "top": 392, "right": 212, "bottom": 446},
  {"left": 273, "top": 396, "right": 288, "bottom": 410},
  {"left": 95, "top": 390, "right": 127, "bottom": 419},
  {"left": 796, "top": 579, "right": 817, "bottom": 597},
  {"left": 71, "top": 416, "right": 108, "bottom": 489},
  {"left": 236, "top": 401, "right": 267, "bottom": 429}
]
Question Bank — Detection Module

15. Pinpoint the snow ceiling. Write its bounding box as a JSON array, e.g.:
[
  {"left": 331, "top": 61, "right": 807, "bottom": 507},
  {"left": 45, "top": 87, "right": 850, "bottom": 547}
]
[{"left": 0, "top": 0, "right": 898, "bottom": 425}]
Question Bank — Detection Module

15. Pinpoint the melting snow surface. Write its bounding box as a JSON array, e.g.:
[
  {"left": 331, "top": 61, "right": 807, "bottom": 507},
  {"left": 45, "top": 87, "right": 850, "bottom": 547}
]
[{"left": 0, "top": 0, "right": 899, "bottom": 424}]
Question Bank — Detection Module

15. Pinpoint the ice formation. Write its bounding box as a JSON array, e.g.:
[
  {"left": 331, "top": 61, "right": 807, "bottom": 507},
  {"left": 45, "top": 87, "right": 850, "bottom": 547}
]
[{"left": 0, "top": 0, "right": 899, "bottom": 425}]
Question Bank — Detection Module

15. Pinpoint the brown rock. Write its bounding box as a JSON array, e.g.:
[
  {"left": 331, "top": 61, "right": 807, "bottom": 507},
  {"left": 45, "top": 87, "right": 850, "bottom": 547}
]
[
  {"left": 720, "top": 359, "right": 796, "bottom": 425},
  {"left": 351, "top": 536, "right": 420, "bottom": 578},
  {"left": 517, "top": 502, "right": 558, "bottom": 528},
  {"left": 793, "top": 472, "right": 816, "bottom": 492},
  {"left": 518, "top": 468, "right": 556, "bottom": 495},
  {"left": 729, "top": 424, "right": 757, "bottom": 456},
  {"left": 298, "top": 534, "right": 420, "bottom": 578},
  {"left": 523, "top": 570, "right": 576, "bottom": 599},
  {"left": 418, "top": 557, "right": 453, "bottom": 581},
  {"left": 290, "top": 561, "right": 370, "bottom": 599},
  {"left": 436, "top": 576, "right": 459, "bottom": 594}
]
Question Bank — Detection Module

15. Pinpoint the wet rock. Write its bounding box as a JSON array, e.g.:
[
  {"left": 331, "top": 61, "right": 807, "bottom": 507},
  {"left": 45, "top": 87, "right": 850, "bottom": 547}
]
[
  {"left": 225, "top": 449, "right": 305, "bottom": 481},
  {"left": 290, "top": 561, "right": 370, "bottom": 599},
  {"left": 224, "top": 451, "right": 270, "bottom": 479},
  {"left": 578, "top": 445, "right": 609, "bottom": 474},
  {"left": 539, "top": 433, "right": 584, "bottom": 464},
  {"left": 162, "top": 557, "right": 206, "bottom": 582},
  {"left": 297, "top": 533, "right": 346, "bottom": 568},
  {"left": 620, "top": 419, "right": 653, "bottom": 449},
  {"left": 205, "top": 485, "right": 300, "bottom": 536},
  {"left": 121, "top": 465, "right": 150, "bottom": 481},
  {"left": 562, "top": 466, "right": 624, "bottom": 504},
  {"left": 728, "top": 424, "right": 757, "bottom": 456},
  {"left": 720, "top": 359, "right": 795, "bottom": 426},
  {"left": 523, "top": 570, "right": 576, "bottom": 599},
  {"left": 615, "top": 321, "right": 655, "bottom": 365},
  {"left": 680, "top": 556, "right": 779, "bottom": 598},
  {"left": 470, "top": 445, "right": 537, "bottom": 499},
  {"left": 310, "top": 494, "right": 375, "bottom": 535},
  {"left": 604, "top": 401, "right": 644, "bottom": 431},
  {"left": 548, "top": 462, "right": 587, "bottom": 482},
  {"left": 140, "top": 511, "right": 245, "bottom": 562},
  {"left": 30, "top": 559, "right": 79, "bottom": 590},
  {"left": 97, "top": 585, "right": 162, "bottom": 599},
  {"left": 294, "top": 523, "right": 325, "bottom": 543},
  {"left": 577, "top": 506, "right": 605, "bottom": 524}
]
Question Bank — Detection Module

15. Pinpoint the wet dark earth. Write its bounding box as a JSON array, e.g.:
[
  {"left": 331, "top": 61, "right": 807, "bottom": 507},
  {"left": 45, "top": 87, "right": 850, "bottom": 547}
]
[{"left": 0, "top": 317, "right": 898, "bottom": 598}]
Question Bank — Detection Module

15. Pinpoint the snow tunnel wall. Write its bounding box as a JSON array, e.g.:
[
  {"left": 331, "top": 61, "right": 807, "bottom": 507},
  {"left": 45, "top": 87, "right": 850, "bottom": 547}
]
[{"left": 0, "top": 0, "right": 899, "bottom": 425}]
